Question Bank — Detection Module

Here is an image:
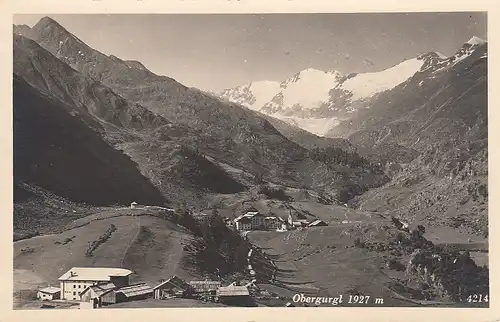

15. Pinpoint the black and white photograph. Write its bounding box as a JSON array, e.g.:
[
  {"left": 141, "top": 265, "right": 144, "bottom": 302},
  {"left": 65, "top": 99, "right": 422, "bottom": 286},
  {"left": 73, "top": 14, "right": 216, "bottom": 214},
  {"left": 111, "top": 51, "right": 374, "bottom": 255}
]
[{"left": 12, "top": 12, "right": 489, "bottom": 310}]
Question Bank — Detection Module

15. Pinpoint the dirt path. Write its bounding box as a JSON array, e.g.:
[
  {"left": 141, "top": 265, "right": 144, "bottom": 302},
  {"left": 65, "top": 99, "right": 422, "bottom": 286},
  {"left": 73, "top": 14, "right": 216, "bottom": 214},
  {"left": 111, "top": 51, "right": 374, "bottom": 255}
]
[
  {"left": 120, "top": 215, "right": 142, "bottom": 267},
  {"left": 246, "top": 231, "right": 319, "bottom": 294}
]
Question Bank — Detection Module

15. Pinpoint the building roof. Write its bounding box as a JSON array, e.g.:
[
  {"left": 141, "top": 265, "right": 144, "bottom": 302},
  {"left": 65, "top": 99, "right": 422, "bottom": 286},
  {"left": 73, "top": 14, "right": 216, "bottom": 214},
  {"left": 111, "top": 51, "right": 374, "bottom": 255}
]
[
  {"left": 58, "top": 267, "right": 133, "bottom": 281},
  {"left": 308, "top": 219, "right": 327, "bottom": 227},
  {"left": 82, "top": 282, "right": 117, "bottom": 298},
  {"left": 154, "top": 276, "right": 191, "bottom": 291},
  {"left": 234, "top": 212, "right": 266, "bottom": 222},
  {"left": 116, "top": 283, "right": 153, "bottom": 298},
  {"left": 38, "top": 286, "right": 60, "bottom": 294},
  {"left": 238, "top": 217, "right": 252, "bottom": 224},
  {"left": 216, "top": 285, "right": 250, "bottom": 297}
]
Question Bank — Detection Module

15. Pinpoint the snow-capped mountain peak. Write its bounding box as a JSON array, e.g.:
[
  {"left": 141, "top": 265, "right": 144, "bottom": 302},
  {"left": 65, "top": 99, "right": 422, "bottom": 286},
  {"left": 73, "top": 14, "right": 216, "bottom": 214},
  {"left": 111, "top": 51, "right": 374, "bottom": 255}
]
[
  {"left": 275, "top": 68, "right": 344, "bottom": 110},
  {"left": 467, "top": 36, "right": 487, "bottom": 46},
  {"left": 219, "top": 39, "right": 486, "bottom": 137},
  {"left": 220, "top": 80, "right": 281, "bottom": 111},
  {"left": 340, "top": 57, "right": 425, "bottom": 101}
]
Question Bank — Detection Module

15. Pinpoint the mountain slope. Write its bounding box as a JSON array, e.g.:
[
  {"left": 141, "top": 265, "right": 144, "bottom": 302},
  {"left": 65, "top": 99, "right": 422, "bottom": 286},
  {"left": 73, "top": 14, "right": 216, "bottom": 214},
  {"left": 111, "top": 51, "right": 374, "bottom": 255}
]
[
  {"left": 13, "top": 74, "right": 168, "bottom": 206},
  {"left": 336, "top": 40, "right": 488, "bottom": 233},
  {"left": 13, "top": 34, "right": 169, "bottom": 142},
  {"left": 15, "top": 17, "right": 389, "bottom": 204},
  {"left": 13, "top": 33, "right": 249, "bottom": 211},
  {"left": 328, "top": 40, "right": 487, "bottom": 148}
]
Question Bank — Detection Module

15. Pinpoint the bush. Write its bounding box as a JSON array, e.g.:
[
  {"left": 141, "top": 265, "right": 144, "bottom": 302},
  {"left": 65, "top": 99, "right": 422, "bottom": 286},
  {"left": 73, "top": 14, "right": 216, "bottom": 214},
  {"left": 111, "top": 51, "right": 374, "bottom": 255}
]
[{"left": 85, "top": 224, "right": 117, "bottom": 257}]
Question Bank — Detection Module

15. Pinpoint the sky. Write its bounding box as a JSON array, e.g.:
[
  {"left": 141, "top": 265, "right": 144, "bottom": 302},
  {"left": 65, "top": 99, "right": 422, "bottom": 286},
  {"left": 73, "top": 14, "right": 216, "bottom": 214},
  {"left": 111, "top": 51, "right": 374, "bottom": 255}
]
[{"left": 14, "top": 13, "right": 487, "bottom": 92}]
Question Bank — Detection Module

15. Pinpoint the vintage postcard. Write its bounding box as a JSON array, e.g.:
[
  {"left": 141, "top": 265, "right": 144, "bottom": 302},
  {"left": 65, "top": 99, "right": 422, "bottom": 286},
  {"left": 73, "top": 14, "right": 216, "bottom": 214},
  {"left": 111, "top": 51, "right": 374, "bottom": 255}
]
[{"left": 2, "top": 0, "right": 499, "bottom": 321}]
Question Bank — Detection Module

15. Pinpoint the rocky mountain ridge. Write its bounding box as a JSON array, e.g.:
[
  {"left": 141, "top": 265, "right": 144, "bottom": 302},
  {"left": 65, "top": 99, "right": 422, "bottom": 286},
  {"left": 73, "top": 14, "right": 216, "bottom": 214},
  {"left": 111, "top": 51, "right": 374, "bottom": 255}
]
[{"left": 219, "top": 37, "right": 486, "bottom": 138}]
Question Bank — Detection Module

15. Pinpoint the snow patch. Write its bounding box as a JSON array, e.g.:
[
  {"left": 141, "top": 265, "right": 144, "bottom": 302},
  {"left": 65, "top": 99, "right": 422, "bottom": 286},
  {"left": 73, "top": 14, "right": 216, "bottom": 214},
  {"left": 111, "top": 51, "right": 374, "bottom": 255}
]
[
  {"left": 247, "top": 81, "right": 281, "bottom": 109},
  {"left": 272, "top": 114, "right": 340, "bottom": 137},
  {"left": 221, "top": 81, "right": 281, "bottom": 111},
  {"left": 467, "top": 36, "right": 487, "bottom": 46},
  {"left": 281, "top": 69, "right": 343, "bottom": 109},
  {"left": 341, "top": 58, "right": 425, "bottom": 101},
  {"left": 436, "top": 52, "right": 447, "bottom": 59}
]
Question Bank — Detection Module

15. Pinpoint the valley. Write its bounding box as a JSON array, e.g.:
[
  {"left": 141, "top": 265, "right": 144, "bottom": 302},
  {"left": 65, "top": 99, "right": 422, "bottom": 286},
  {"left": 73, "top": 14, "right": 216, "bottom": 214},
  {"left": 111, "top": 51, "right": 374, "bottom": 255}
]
[{"left": 12, "top": 15, "right": 488, "bottom": 309}]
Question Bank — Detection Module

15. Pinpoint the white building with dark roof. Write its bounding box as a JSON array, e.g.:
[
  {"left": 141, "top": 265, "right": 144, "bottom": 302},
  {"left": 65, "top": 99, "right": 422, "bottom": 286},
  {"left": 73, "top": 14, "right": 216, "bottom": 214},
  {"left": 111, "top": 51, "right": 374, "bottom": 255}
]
[
  {"left": 234, "top": 211, "right": 284, "bottom": 231},
  {"left": 58, "top": 267, "right": 133, "bottom": 301}
]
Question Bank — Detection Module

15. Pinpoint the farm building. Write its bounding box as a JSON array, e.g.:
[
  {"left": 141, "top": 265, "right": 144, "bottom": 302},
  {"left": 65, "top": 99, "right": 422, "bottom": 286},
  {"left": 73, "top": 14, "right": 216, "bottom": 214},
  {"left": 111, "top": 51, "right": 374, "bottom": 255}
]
[
  {"left": 153, "top": 276, "right": 193, "bottom": 299},
  {"left": 80, "top": 282, "right": 117, "bottom": 307},
  {"left": 189, "top": 280, "right": 222, "bottom": 295},
  {"left": 58, "top": 267, "right": 132, "bottom": 301},
  {"left": 37, "top": 286, "right": 61, "bottom": 301},
  {"left": 216, "top": 285, "right": 253, "bottom": 306},
  {"left": 307, "top": 219, "right": 328, "bottom": 227},
  {"left": 115, "top": 283, "right": 153, "bottom": 302}
]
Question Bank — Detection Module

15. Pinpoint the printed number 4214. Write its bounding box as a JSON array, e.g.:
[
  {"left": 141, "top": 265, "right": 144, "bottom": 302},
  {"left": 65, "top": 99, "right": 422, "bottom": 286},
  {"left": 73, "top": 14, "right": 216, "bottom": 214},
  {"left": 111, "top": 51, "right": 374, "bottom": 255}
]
[{"left": 467, "top": 294, "right": 488, "bottom": 303}]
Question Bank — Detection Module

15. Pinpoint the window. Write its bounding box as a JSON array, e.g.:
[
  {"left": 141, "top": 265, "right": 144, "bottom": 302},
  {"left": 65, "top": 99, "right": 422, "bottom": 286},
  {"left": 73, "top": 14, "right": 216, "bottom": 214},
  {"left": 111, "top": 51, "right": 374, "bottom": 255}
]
[
  {"left": 73, "top": 291, "right": 76, "bottom": 295},
  {"left": 73, "top": 285, "right": 76, "bottom": 288},
  {"left": 78, "top": 285, "right": 81, "bottom": 288}
]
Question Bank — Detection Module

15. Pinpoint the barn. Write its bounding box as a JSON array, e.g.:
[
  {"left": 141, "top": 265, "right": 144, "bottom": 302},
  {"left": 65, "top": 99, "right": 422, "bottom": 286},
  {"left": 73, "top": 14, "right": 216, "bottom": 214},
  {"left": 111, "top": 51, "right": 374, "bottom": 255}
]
[
  {"left": 80, "top": 282, "right": 117, "bottom": 307},
  {"left": 115, "top": 283, "right": 153, "bottom": 302},
  {"left": 216, "top": 285, "right": 254, "bottom": 306},
  {"left": 153, "top": 276, "right": 192, "bottom": 299}
]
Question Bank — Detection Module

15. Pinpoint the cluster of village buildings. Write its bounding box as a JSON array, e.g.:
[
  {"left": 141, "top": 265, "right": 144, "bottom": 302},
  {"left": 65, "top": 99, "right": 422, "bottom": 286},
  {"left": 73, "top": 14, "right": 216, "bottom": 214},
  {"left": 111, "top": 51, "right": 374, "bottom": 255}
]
[
  {"left": 37, "top": 267, "right": 255, "bottom": 309},
  {"left": 35, "top": 209, "right": 328, "bottom": 308},
  {"left": 225, "top": 211, "right": 328, "bottom": 232}
]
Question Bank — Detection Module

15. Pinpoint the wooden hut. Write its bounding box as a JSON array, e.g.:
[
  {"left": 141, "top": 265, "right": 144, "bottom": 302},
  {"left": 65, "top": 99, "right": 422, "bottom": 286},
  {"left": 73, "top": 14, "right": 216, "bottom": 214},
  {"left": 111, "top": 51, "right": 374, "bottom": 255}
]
[
  {"left": 80, "top": 282, "right": 117, "bottom": 307},
  {"left": 153, "top": 276, "right": 192, "bottom": 299},
  {"left": 115, "top": 283, "right": 153, "bottom": 302},
  {"left": 216, "top": 285, "right": 254, "bottom": 306}
]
